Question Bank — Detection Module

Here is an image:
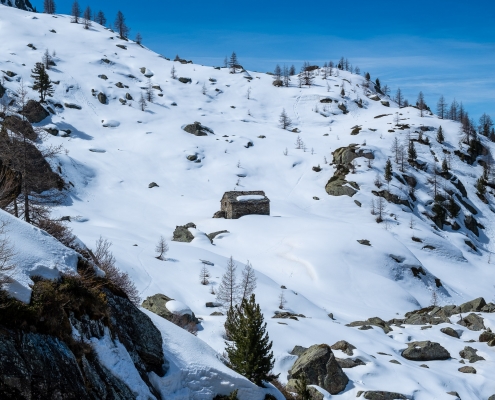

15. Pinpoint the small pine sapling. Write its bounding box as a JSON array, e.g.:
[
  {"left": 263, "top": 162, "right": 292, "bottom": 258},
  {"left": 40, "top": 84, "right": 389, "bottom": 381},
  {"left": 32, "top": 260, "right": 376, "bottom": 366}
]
[
  {"left": 171, "top": 65, "right": 177, "bottom": 79},
  {"left": 200, "top": 264, "right": 210, "bottom": 285},
  {"left": 278, "top": 290, "right": 287, "bottom": 309},
  {"left": 384, "top": 159, "right": 393, "bottom": 183},
  {"left": 155, "top": 236, "right": 169, "bottom": 260},
  {"left": 139, "top": 92, "right": 147, "bottom": 111},
  {"left": 437, "top": 125, "right": 444, "bottom": 143},
  {"left": 279, "top": 109, "right": 292, "bottom": 130},
  {"left": 246, "top": 87, "right": 251, "bottom": 99},
  {"left": 294, "top": 373, "right": 311, "bottom": 400},
  {"left": 202, "top": 82, "right": 207, "bottom": 95}
]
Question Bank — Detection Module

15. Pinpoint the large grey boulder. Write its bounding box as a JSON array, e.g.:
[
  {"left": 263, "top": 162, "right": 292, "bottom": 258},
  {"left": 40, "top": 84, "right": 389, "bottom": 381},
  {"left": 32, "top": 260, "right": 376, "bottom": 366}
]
[
  {"left": 141, "top": 293, "right": 198, "bottom": 325},
  {"left": 21, "top": 100, "right": 49, "bottom": 123},
  {"left": 288, "top": 344, "right": 349, "bottom": 395},
  {"left": 453, "top": 297, "right": 486, "bottom": 314},
  {"left": 479, "top": 330, "right": 495, "bottom": 343},
  {"left": 332, "top": 144, "right": 374, "bottom": 165},
  {"left": 401, "top": 341, "right": 450, "bottom": 361},
  {"left": 458, "top": 313, "right": 485, "bottom": 331},
  {"left": 183, "top": 121, "right": 214, "bottom": 136},
  {"left": 325, "top": 165, "right": 359, "bottom": 197},
  {"left": 172, "top": 222, "right": 196, "bottom": 242},
  {"left": 440, "top": 327, "right": 459, "bottom": 339}
]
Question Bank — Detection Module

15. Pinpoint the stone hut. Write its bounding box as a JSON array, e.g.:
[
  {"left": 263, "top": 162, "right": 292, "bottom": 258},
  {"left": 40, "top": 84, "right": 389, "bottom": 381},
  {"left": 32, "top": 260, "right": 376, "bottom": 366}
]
[{"left": 214, "top": 191, "right": 270, "bottom": 219}]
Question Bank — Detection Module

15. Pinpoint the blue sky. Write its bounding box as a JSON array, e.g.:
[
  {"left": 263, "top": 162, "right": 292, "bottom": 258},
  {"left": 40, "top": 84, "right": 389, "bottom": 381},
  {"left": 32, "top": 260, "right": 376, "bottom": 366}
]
[{"left": 33, "top": 0, "right": 495, "bottom": 121}]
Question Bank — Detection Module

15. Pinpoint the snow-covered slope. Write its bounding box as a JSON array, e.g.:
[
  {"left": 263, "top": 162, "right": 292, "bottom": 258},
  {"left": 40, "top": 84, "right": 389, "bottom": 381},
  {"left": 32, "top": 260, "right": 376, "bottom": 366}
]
[{"left": 1, "top": 5, "right": 494, "bottom": 399}]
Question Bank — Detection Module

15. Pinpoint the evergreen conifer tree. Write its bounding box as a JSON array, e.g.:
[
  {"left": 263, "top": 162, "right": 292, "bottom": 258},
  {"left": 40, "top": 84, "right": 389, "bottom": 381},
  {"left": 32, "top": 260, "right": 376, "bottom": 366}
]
[
  {"left": 408, "top": 140, "right": 417, "bottom": 161},
  {"left": 216, "top": 256, "right": 240, "bottom": 309},
  {"left": 95, "top": 10, "right": 107, "bottom": 26},
  {"left": 279, "top": 109, "right": 292, "bottom": 130},
  {"left": 447, "top": 195, "right": 460, "bottom": 218},
  {"left": 476, "top": 177, "right": 487, "bottom": 196},
  {"left": 436, "top": 125, "right": 444, "bottom": 143},
  {"left": 114, "top": 11, "right": 130, "bottom": 39},
  {"left": 229, "top": 52, "right": 238, "bottom": 74},
  {"left": 43, "top": 0, "right": 56, "bottom": 14},
  {"left": 289, "top": 65, "right": 296, "bottom": 76},
  {"left": 384, "top": 159, "right": 393, "bottom": 183},
  {"left": 71, "top": 0, "right": 81, "bottom": 23},
  {"left": 224, "top": 294, "right": 275, "bottom": 386},
  {"left": 31, "top": 62, "right": 53, "bottom": 102}
]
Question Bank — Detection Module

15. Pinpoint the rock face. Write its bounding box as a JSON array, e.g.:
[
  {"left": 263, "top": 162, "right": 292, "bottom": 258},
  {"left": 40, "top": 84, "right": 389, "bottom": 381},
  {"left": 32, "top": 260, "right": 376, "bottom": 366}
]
[
  {"left": 21, "top": 100, "right": 50, "bottom": 123},
  {"left": 0, "top": 290, "right": 167, "bottom": 399},
  {"left": 454, "top": 297, "right": 486, "bottom": 313},
  {"left": 141, "top": 293, "right": 198, "bottom": 325},
  {"left": 347, "top": 317, "right": 392, "bottom": 333},
  {"left": 332, "top": 144, "right": 374, "bottom": 165},
  {"left": 172, "top": 222, "right": 196, "bottom": 242},
  {"left": 288, "top": 344, "right": 349, "bottom": 395},
  {"left": 458, "top": 366, "right": 476, "bottom": 374},
  {"left": 183, "top": 121, "right": 214, "bottom": 136},
  {"left": 479, "top": 330, "right": 495, "bottom": 344},
  {"left": 1, "top": 115, "right": 37, "bottom": 140},
  {"left": 401, "top": 341, "right": 450, "bottom": 361},
  {"left": 458, "top": 313, "right": 485, "bottom": 331}
]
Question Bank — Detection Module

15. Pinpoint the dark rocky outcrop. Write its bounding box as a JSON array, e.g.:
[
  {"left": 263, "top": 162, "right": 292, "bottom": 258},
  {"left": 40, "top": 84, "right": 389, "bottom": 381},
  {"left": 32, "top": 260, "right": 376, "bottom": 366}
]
[
  {"left": 21, "top": 100, "right": 49, "bottom": 123},
  {"left": 0, "top": 0, "right": 34, "bottom": 11},
  {"left": 173, "top": 222, "right": 196, "bottom": 242},
  {"left": 458, "top": 313, "right": 485, "bottom": 331},
  {"left": 288, "top": 344, "right": 349, "bottom": 395},
  {"left": 454, "top": 297, "right": 486, "bottom": 313},
  {"left": 0, "top": 82, "right": 6, "bottom": 98},
  {"left": 479, "top": 330, "right": 495, "bottom": 344},
  {"left": 183, "top": 121, "right": 214, "bottom": 136},
  {"left": 1, "top": 115, "right": 37, "bottom": 140},
  {"left": 207, "top": 230, "right": 229, "bottom": 242},
  {"left": 401, "top": 306, "right": 452, "bottom": 326},
  {"left": 178, "top": 77, "right": 192, "bottom": 84},
  {"left": 0, "top": 280, "right": 167, "bottom": 399},
  {"left": 332, "top": 144, "right": 374, "bottom": 165},
  {"left": 372, "top": 189, "right": 411, "bottom": 209},
  {"left": 401, "top": 341, "right": 450, "bottom": 361}
]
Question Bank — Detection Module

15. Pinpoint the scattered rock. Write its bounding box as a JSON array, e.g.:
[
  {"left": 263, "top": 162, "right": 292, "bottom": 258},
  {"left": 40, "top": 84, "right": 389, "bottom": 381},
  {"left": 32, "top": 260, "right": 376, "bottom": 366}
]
[
  {"left": 440, "top": 327, "right": 460, "bottom": 339},
  {"left": 287, "top": 344, "right": 349, "bottom": 395},
  {"left": 481, "top": 303, "right": 495, "bottom": 312},
  {"left": 389, "top": 360, "right": 401, "bottom": 365},
  {"left": 420, "top": 364, "right": 429, "bottom": 368},
  {"left": 206, "top": 230, "right": 229, "bottom": 242},
  {"left": 325, "top": 165, "right": 359, "bottom": 197},
  {"left": 178, "top": 77, "right": 192, "bottom": 84},
  {"left": 64, "top": 103, "right": 82, "bottom": 110},
  {"left": 330, "top": 340, "right": 356, "bottom": 356},
  {"left": 212, "top": 211, "right": 226, "bottom": 218},
  {"left": 21, "top": 100, "right": 49, "bottom": 123},
  {"left": 381, "top": 101, "right": 390, "bottom": 107},
  {"left": 148, "top": 182, "right": 159, "bottom": 188},
  {"left": 401, "top": 341, "right": 450, "bottom": 361},
  {"left": 313, "top": 196, "right": 320, "bottom": 200},
  {"left": 464, "top": 215, "right": 480, "bottom": 236},
  {"left": 332, "top": 144, "right": 374, "bottom": 165},
  {"left": 458, "top": 366, "right": 476, "bottom": 374},
  {"left": 337, "top": 357, "right": 365, "bottom": 368},
  {"left": 115, "top": 82, "right": 124, "bottom": 88},
  {"left": 357, "top": 239, "right": 371, "bottom": 246},
  {"left": 347, "top": 317, "right": 392, "bottom": 333},
  {"left": 2, "top": 115, "right": 37, "bottom": 140},
  {"left": 362, "top": 391, "right": 407, "bottom": 400},
  {"left": 97, "top": 92, "right": 107, "bottom": 104},
  {"left": 116, "top": 44, "right": 127, "bottom": 50},
  {"left": 183, "top": 121, "right": 214, "bottom": 136},
  {"left": 44, "top": 127, "right": 59, "bottom": 136},
  {"left": 98, "top": 74, "right": 108, "bottom": 80},
  {"left": 273, "top": 311, "right": 305, "bottom": 321},
  {"left": 172, "top": 222, "right": 196, "bottom": 242},
  {"left": 125, "top": 93, "right": 133, "bottom": 100},
  {"left": 205, "top": 302, "right": 221, "bottom": 308},
  {"left": 446, "top": 391, "right": 460, "bottom": 398},
  {"left": 186, "top": 154, "right": 198, "bottom": 161},
  {"left": 459, "top": 346, "right": 485, "bottom": 363},
  {"left": 458, "top": 313, "right": 485, "bottom": 331},
  {"left": 210, "top": 311, "right": 224, "bottom": 316}
]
